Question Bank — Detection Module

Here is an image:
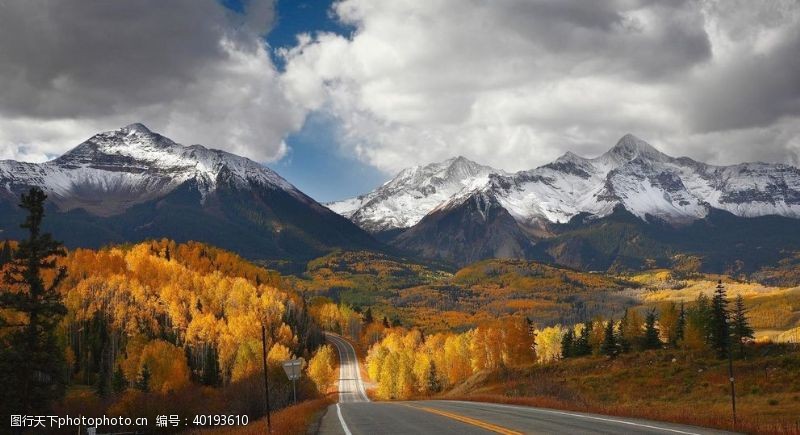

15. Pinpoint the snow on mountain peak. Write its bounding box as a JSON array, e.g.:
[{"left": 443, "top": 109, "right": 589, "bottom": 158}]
[
  {"left": 330, "top": 134, "right": 800, "bottom": 232},
  {"left": 603, "top": 134, "right": 666, "bottom": 163},
  {"left": 122, "top": 122, "right": 153, "bottom": 135},
  {"left": 0, "top": 124, "right": 303, "bottom": 216},
  {"left": 327, "top": 156, "right": 503, "bottom": 232}
]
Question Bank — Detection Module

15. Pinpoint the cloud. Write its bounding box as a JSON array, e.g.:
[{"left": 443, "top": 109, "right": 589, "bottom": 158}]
[
  {"left": 280, "top": 0, "right": 800, "bottom": 173},
  {"left": 0, "top": 0, "right": 302, "bottom": 162}
]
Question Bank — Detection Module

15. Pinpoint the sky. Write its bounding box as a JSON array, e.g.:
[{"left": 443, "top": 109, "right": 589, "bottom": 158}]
[{"left": 0, "top": 0, "right": 799, "bottom": 202}]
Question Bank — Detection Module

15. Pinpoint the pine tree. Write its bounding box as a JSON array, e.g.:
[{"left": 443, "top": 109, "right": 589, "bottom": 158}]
[
  {"left": 0, "top": 187, "right": 68, "bottom": 416},
  {"left": 364, "top": 307, "right": 374, "bottom": 325},
  {"left": 710, "top": 280, "right": 731, "bottom": 359},
  {"left": 642, "top": 309, "right": 662, "bottom": 350},
  {"left": 600, "top": 319, "right": 617, "bottom": 357},
  {"left": 560, "top": 328, "right": 575, "bottom": 359},
  {"left": 617, "top": 310, "right": 630, "bottom": 353},
  {"left": 574, "top": 321, "right": 593, "bottom": 356},
  {"left": 96, "top": 362, "right": 109, "bottom": 398},
  {"left": 676, "top": 302, "right": 686, "bottom": 344},
  {"left": 731, "top": 295, "right": 754, "bottom": 358},
  {"left": 0, "top": 240, "right": 12, "bottom": 266},
  {"left": 112, "top": 365, "right": 127, "bottom": 394},
  {"left": 694, "top": 292, "right": 713, "bottom": 343},
  {"left": 136, "top": 364, "right": 151, "bottom": 392}
]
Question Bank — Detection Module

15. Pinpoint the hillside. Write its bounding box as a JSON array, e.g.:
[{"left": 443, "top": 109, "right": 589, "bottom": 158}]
[
  {"left": 447, "top": 346, "right": 800, "bottom": 434},
  {"left": 0, "top": 239, "right": 334, "bottom": 429}
]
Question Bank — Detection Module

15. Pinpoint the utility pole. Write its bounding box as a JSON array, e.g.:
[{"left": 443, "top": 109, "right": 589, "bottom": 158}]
[
  {"left": 728, "top": 336, "right": 737, "bottom": 429},
  {"left": 722, "top": 280, "right": 736, "bottom": 429},
  {"left": 261, "top": 324, "right": 272, "bottom": 433}
]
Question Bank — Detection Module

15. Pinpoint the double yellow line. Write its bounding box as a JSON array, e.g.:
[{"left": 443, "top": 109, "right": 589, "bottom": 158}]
[{"left": 402, "top": 403, "right": 523, "bottom": 435}]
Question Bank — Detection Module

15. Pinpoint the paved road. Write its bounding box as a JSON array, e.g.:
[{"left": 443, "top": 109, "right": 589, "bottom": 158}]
[{"left": 318, "top": 333, "right": 735, "bottom": 435}]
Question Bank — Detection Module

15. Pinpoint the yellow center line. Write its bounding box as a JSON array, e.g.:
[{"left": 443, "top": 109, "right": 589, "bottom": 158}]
[{"left": 402, "top": 403, "right": 523, "bottom": 435}]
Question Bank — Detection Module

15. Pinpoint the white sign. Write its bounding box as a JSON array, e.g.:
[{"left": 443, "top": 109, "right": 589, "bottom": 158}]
[{"left": 282, "top": 358, "right": 304, "bottom": 381}]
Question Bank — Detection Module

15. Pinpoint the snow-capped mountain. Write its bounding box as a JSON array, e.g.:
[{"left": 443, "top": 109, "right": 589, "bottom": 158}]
[
  {"left": 327, "top": 156, "right": 502, "bottom": 233},
  {"left": 487, "top": 134, "right": 800, "bottom": 227},
  {"left": 0, "top": 123, "right": 308, "bottom": 216},
  {"left": 333, "top": 134, "right": 800, "bottom": 270},
  {"left": 334, "top": 134, "right": 800, "bottom": 233},
  {"left": 0, "top": 124, "right": 377, "bottom": 262}
]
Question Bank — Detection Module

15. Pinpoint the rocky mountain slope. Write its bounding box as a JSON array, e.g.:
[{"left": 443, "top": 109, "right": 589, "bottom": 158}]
[
  {"left": 331, "top": 135, "right": 800, "bottom": 270},
  {"left": 0, "top": 124, "right": 378, "bottom": 264},
  {"left": 327, "top": 156, "right": 501, "bottom": 233}
]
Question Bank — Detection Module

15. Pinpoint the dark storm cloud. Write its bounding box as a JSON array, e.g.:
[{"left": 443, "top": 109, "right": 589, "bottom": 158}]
[
  {"left": 1, "top": 0, "right": 798, "bottom": 172},
  {"left": 685, "top": 27, "right": 800, "bottom": 132},
  {"left": 0, "top": 0, "right": 303, "bottom": 163},
  {"left": 0, "top": 0, "right": 265, "bottom": 118}
]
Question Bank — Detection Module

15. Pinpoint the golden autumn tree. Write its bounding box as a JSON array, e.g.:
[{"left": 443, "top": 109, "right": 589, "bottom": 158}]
[{"left": 307, "top": 344, "right": 336, "bottom": 394}]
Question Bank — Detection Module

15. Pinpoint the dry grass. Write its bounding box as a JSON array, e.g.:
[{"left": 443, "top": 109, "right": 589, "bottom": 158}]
[
  {"left": 186, "top": 397, "right": 334, "bottom": 435},
  {"left": 444, "top": 346, "right": 800, "bottom": 435}
]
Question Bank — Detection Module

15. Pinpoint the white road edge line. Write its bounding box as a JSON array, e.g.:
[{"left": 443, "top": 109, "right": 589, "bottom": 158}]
[
  {"left": 336, "top": 403, "right": 352, "bottom": 435},
  {"left": 329, "top": 333, "right": 370, "bottom": 403},
  {"left": 450, "top": 401, "right": 703, "bottom": 435}
]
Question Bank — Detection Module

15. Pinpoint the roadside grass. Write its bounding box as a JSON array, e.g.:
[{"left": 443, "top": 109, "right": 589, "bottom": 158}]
[
  {"left": 444, "top": 346, "right": 800, "bottom": 434},
  {"left": 185, "top": 397, "right": 334, "bottom": 435}
]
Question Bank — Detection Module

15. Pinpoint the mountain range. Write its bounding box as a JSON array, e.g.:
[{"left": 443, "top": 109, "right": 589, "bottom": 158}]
[
  {"left": 0, "top": 123, "right": 378, "bottom": 266},
  {"left": 3, "top": 125, "right": 799, "bottom": 274},
  {"left": 330, "top": 134, "right": 800, "bottom": 272}
]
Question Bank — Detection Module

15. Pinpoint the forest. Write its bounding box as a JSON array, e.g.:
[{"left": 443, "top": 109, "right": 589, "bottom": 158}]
[
  {"left": 0, "top": 189, "right": 337, "bottom": 432},
  {"left": 2, "top": 188, "right": 800, "bottom": 434}
]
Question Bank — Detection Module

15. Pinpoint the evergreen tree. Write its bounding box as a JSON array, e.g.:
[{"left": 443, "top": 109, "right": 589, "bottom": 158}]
[
  {"left": 710, "top": 280, "right": 731, "bottom": 359},
  {"left": 136, "top": 364, "right": 151, "bottom": 392},
  {"left": 96, "top": 362, "right": 109, "bottom": 398},
  {"left": 426, "top": 361, "right": 442, "bottom": 394},
  {"left": 675, "top": 302, "right": 686, "bottom": 344},
  {"left": 694, "top": 292, "right": 713, "bottom": 343},
  {"left": 364, "top": 307, "right": 374, "bottom": 325},
  {"left": 0, "top": 240, "right": 12, "bottom": 266},
  {"left": 573, "top": 321, "right": 593, "bottom": 356},
  {"left": 617, "top": 309, "right": 630, "bottom": 353},
  {"left": 642, "top": 309, "right": 662, "bottom": 350},
  {"left": 560, "top": 328, "right": 575, "bottom": 359},
  {"left": 600, "top": 319, "right": 617, "bottom": 357},
  {"left": 731, "top": 295, "right": 754, "bottom": 358},
  {"left": 0, "top": 187, "right": 68, "bottom": 416},
  {"left": 112, "top": 365, "right": 127, "bottom": 394}
]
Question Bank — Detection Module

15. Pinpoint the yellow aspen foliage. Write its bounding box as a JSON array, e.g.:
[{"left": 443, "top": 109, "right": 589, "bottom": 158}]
[
  {"left": 307, "top": 345, "right": 336, "bottom": 394},
  {"left": 135, "top": 339, "right": 191, "bottom": 394},
  {"left": 534, "top": 325, "right": 565, "bottom": 363}
]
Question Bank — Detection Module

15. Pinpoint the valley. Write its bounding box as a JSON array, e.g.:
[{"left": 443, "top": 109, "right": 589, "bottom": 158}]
[{"left": 2, "top": 125, "right": 799, "bottom": 434}]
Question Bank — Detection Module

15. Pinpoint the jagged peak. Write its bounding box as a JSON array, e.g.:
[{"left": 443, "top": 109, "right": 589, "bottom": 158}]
[
  {"left": 120, "top": 122, "right": 153, "bottom": 135},
  {"left": 604, "top": 134, "right": 665, "bottom": 161}
]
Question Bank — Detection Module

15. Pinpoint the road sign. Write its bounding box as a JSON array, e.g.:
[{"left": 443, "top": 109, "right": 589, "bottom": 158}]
[{"left": 282, "top": 358, "right": 304, "bottom": 381}]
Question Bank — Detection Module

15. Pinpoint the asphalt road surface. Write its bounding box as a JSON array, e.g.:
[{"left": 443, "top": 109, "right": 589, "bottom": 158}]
[{"left": 318, "top": 333, "right": 736, "bottom": 435}]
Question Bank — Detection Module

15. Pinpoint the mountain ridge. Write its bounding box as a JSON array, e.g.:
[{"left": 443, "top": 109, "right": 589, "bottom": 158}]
[
  {"left": 0, "top": 123, "right": 379, "bottom": 265},
  {"left": 331, "top": 134, "right": 800, "bottom": 232},
  {"left": 329, "top": 135, "right": 800, "bottom": 270}
]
